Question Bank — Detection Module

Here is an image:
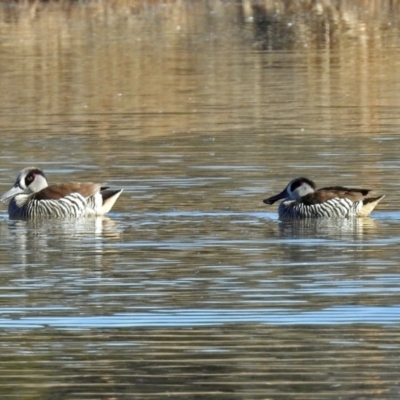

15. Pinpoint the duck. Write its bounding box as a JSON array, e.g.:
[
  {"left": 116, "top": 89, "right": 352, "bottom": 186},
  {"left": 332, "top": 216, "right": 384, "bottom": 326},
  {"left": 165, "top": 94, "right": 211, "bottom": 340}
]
[
  {"left": 0, "top": 167, "right": 123, "bottom": 219},
  {"left": 263, "top": 177, "right": 384, "bottom": 218}
]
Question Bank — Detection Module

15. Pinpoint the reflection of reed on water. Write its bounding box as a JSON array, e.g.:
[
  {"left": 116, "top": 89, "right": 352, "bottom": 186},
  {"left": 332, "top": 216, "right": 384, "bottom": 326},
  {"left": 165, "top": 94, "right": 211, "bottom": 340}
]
[{"left": 0, "top": 0, "right": 399, "bottom": 143}]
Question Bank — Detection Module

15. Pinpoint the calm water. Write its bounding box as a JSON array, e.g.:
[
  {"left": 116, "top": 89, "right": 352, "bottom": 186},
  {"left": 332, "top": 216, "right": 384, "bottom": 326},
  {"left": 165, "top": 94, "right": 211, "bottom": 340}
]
[{"left": 0, "top": 0, "right": 400, "bottom": 398}]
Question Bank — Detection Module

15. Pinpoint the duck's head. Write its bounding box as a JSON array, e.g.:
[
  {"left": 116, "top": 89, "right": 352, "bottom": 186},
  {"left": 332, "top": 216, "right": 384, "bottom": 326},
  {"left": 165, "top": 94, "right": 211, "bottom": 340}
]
[
  {"left": 263, "top": 177, "right": 316, "bottom": 205},
  {"left": 0, "top": 167, "right": 48, "bottom": 202}
]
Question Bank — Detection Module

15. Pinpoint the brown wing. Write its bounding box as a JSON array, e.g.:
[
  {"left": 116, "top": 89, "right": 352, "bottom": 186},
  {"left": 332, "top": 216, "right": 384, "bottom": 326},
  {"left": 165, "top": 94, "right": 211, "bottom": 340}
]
[
  {"left": 319, "top": 186, "right": 371, "bottom": 196},
  {"left": 32, "top": 182, "right": 103, "bottom": 201},
  {"left": 301, "top": 186, "right": 373, "bottom": 205}
]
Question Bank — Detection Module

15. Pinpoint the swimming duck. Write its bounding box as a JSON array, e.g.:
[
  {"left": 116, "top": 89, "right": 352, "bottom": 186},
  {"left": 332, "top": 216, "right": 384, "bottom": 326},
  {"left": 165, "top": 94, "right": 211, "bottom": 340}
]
[
  {"left": 0, "top": 167, "right": 123, "bottom": 219},
  {"left": 263, "top": 177, "right": 384, "bottom": 218}
]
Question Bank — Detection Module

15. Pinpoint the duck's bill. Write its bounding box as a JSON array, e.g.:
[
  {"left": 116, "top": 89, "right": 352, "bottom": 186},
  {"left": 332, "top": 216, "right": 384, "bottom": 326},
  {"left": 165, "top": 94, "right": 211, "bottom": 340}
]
[
  {"left": 263, "top": 189, "right": 287, "bottom": 205},
  {"left": 0, "top": 185, "right": 23, "bottom": 203}
]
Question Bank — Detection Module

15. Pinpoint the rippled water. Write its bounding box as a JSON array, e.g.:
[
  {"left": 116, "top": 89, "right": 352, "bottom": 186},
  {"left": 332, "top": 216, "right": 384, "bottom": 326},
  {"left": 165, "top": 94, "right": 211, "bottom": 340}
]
[{"left": 0, "top": 0, "right": 400, "bottom": 399}]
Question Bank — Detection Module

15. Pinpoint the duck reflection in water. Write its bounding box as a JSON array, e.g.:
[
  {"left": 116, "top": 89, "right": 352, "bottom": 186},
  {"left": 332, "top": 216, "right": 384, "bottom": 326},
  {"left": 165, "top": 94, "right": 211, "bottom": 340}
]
[
  {"left": 276, "top": 217, "right": 379, "bottom": 241},
  {"left": 4, "top": 216, "right": 122, "bottom": 267}
]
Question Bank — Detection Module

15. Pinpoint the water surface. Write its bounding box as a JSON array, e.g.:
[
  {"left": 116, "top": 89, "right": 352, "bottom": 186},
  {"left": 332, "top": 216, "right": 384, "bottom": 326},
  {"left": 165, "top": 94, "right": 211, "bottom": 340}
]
[{"left": 0, "top": 1, "right": 400, "bottom": 398}]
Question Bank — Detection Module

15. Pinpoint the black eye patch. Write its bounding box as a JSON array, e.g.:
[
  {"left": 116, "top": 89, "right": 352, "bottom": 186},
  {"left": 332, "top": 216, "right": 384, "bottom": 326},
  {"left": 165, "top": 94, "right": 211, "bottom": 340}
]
[
  {"left": 290, "top": 177, "right": 316, "bottom": 192},
  {"left": 290, "top": 179, "right": 303, "bottom": 191},
  {"left": 25, "top": 174, "right": 34, "bottom": 185}
]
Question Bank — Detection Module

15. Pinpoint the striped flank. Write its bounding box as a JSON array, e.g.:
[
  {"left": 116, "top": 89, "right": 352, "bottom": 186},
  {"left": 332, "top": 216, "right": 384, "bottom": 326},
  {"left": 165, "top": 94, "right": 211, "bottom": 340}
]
[
  {"left": 10, "top": 193, "right": 95, "bottom": 219},
  {"left": 279, "top": 198, "right": 363, "bottom": 219}
]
